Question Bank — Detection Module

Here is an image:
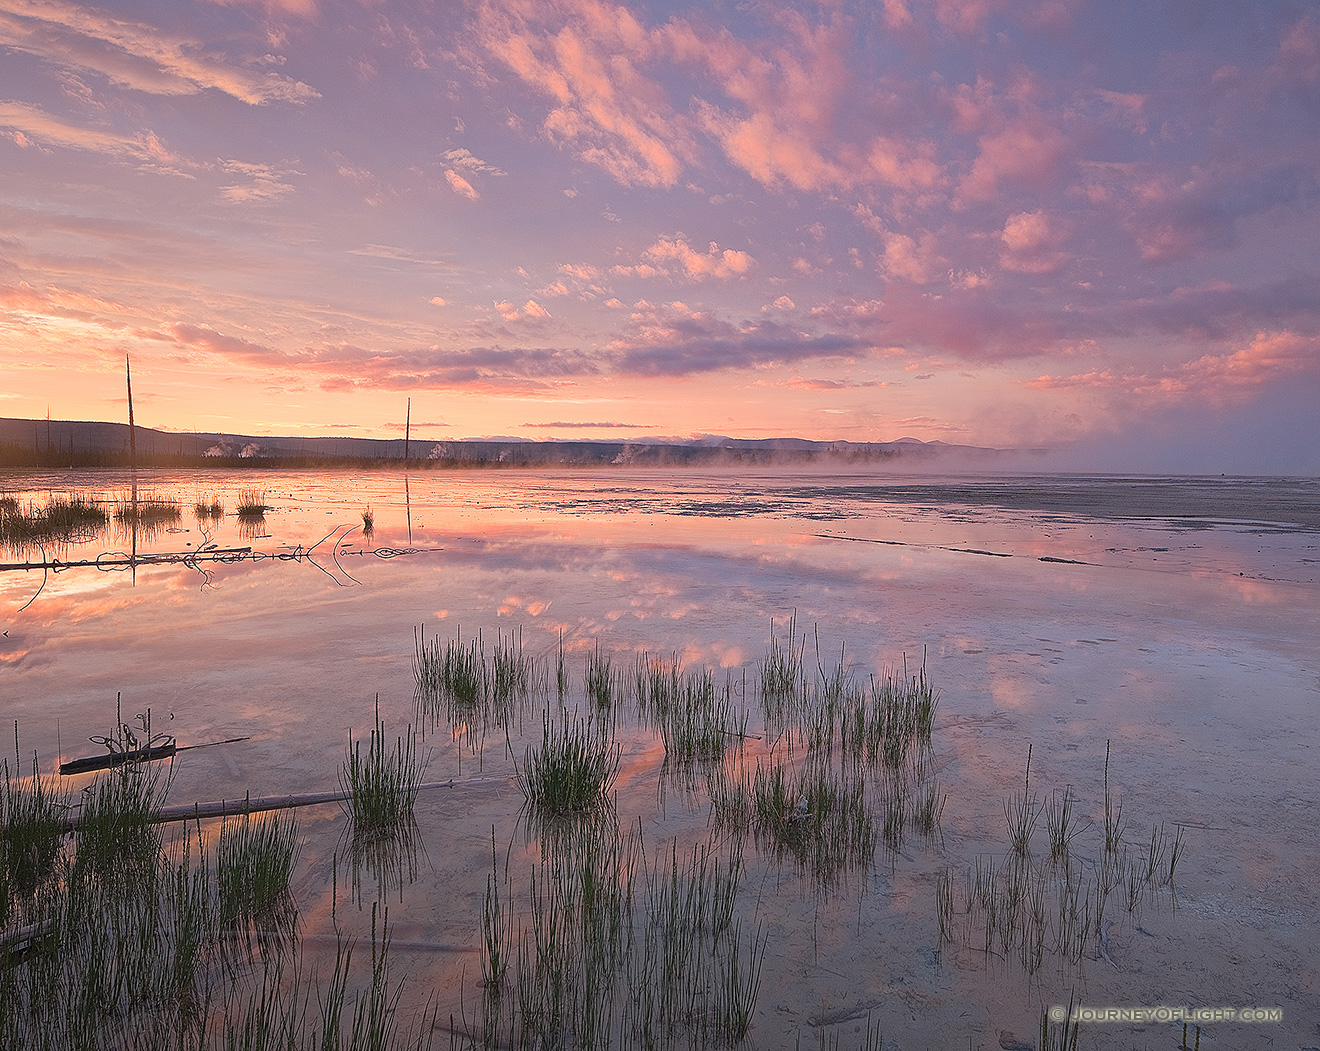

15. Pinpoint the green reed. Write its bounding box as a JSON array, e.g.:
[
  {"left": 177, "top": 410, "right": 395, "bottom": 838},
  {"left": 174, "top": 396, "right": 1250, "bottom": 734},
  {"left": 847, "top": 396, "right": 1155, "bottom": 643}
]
[
  {"left": 235, "top": 489, "right": 269, "bottom": 518},
  {"left": 194, "top": 494, "right": 225, "bottom": 518},
  {"left": 217, "top": 812, "right": 300, "bottom": 954},
  {"left": 1, "top": 753, "right": 68, "bottom": 922},
  {"left": 515, "top": 712, "right": 619, "bottom": 818},
  {"left": 0, "top": 494, "right": 107, "bottom": 545}
]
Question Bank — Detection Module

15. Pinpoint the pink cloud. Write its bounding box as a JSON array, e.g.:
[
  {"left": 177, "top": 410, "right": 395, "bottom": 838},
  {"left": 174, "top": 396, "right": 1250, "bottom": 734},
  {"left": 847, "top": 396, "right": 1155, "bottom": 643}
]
[
  {"left": 203, "top": 0, "right": 319, "bottom": 16},
  {"left": 956, "top": 118, "right": 1072, "bottom": 205},
  {"left": 481, "top": 1, "right": 948, "bottom": 195},
  {"left": 880, "top": 230, "right": 942, "bottom": 284},
  {"left": 480, "top": 0, "right": 691, "bottom": 187},
  {"left": 0, "top": 0, "right": 318, "bottom": 104},
  {"left": 642, "top": 236, "right": 754, "bottom": 280},
  {"left": 444, "top": 169, "right": 479, "bottom": 199},
  {"left": 1026, "top": 330, "right": 1320, "bottom": 402},
  {"left": 1278, "top": 16, "right": 1320, "bottom": 84},
  {"left": 999, "top": 210, "right": 1070, "bottom": 273}
]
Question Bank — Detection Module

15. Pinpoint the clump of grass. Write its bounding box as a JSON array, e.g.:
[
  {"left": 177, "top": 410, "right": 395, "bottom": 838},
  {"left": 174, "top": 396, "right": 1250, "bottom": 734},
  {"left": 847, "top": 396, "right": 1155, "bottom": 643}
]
[
  {"left": 632, "top": 651, "right": 681, "bottom": 717},
  {"left": 759, "top": 612, "right": 804, "bottom": 713},
  {"left": 340, "top": 699, "right": 426, "bottom": 846},
  {"left": 1003, "top": 744, "right": 1040, "bottom": 857},
  {"left": 913, "top": 779, "right": 946, "bottom": 843},
  {"left": 935, "top": 867, "right": 955, "bottom": 946},
  {"left": 412, "top": 625, "right": 537, "bottom": 740},
  {"left": 1046, "top": 787, "right": 1088, "bottom": 864},
  {"left": 657, "top": 669, "right": 747, "bottom": 765},
  {"left": 489, "top": 628, "right": 533, "bottom": 706},
  {"left": 515, "top": 712, "right": 619, "bottom": 818},
  {"left": 235, "top": 488, "right": 268, "bottom": 518},
  {"left": 480, "top": 830, "right": 510, "bottom": 991},
  {"left": 840, "top": 657, "right": 938, "bottom": 770},
  {"left": 555, "top": 630, "right": 569, "bottom": 698},
  {"left": 0, "top": 494, "right": 108, "bottom": 546},
  {"left": 1, "top": 753, "right": 69, "bottom": 922},
  {"left": 361, "top": 506, "right": 374, "bottom": 536},
  {"left": 71, "top": 763, "right": 167, "bottom": 884},
  {"left": 217, "top": 812, "right": 300, "bottom": 953},
  {"left": 585, "top": 640, "right": 614, "bottom": 707},
  {"left": 340, "top": 702, "right": 427, "bottom": 902},
  {"left": 1040, "top": 993, "right": 1081, "bottom": 1051},
  {"left": 113, "top": 491, "right": 182, "bottom": 524},
  {"left": 193, "top": 494, "right": 224, "bottom": 519},
  {"left": 1103, "top": 739, "right": 1124, "bottom": 857},
  {"left": 713, "top": 759, "right": 875, "bottom": 884},
  {"left": 413, "top": 624, "right": 485, "bottom": 709}
]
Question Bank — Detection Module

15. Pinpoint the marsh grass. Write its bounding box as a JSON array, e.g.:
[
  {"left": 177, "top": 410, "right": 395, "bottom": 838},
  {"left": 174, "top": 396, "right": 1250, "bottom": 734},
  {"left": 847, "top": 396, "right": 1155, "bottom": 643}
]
[
  {"left": 1103, "top": 739, "right": 1124, "bottom": 857},
  {"left": 1040, "top": 994, "right": 1081, "bottom": 1051},
  {"left": 585, "top": 641, "right": 615, "bottom": 708},
  {"left": 913, "top": 779, "right": 946, "bottom": 844},
  {"left": 3, "top": 740, "right": 435, "bottom": 1051},
  {"left": 760, "top": 613, "right": 805, "bottom": 721},
  {"left": 0, "top": 494, "right": 107, "bottom": 546},
  {"left": 946, "top": 743, "right": 1188, "bottom": 977},
  {"left": 834, "top": 658, "right": 937, "bottom": 772},
  {"left": 217, "top": 812, "right": 300, "bottom": 955},
  {"left": 657, "top": 670, "right": 748, "bottom": 766},
  {"left": 71, "top": 763, "right": 167, "bottom": 884},
  {"left": 1046, "top": 787, "right": 1088, "bottom": 864},
  {"left": 479, "top": 830, "right": 510, "bottom": 991},
  {"left": 710, "top": 758, "right": 875, "bottom": 885},
  {"left": 340, "top": 700, "right": 427, "bottom": 899},
  {"left": 1, "top": 754, "right": 68, "bottom": 922},
  {"left": 469, "top": 818, "right": 765, "bottom": 1050},
  {"left": 194, "top": 494, "right": 225, "bottom": 519},
  {"left": 113, "top": 491, "right": 182, "bottom": 524},
  {"left": 1003, "top": 744, "right": 1040, "bottom": 858},
  {"left": 235, "top": 489, "right": 269, "bottom": 519},
  {"left": 556, "top": 630, "right": 569, "bottom": 699},
  {"left": 412, "top": 626, "right": 538, "bottom": 738},
  {"left": 362, "top": 506, "right": 375, "bottom": 536},
  {"left": 516, "top": 712, "right": 619, "bottom": 819}
]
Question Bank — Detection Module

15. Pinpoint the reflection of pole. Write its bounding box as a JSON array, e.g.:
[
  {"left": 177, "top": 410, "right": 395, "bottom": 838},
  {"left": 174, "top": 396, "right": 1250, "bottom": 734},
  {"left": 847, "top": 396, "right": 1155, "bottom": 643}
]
[
  {"left": 405, "top": 473, "right": 412, "bottom": 546},
  {"left": 127, "top": 355, "right": 138, "bottom": 583},
  {"left": 404, "top": 397, "right": 410, "bottom": 464}
]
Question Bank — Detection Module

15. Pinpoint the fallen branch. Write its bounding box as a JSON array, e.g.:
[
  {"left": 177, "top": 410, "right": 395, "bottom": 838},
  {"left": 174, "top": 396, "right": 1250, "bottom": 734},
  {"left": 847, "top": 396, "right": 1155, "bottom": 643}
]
[
  {"left": 59, "top": 743, "right": 177, "bottom": 776},
  {"left": 58, "top": 776, "right": 512, "bottom": 832},
  {"left": 58, "top": 736, "right": 252, "bottom": 776}
]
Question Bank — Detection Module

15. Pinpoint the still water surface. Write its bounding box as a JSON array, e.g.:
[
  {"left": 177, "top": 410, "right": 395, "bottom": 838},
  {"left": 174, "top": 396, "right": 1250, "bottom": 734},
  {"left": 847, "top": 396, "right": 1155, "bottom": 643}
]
[{"left": 2, "top": 468, "right": 1317, "bottom": 1046}]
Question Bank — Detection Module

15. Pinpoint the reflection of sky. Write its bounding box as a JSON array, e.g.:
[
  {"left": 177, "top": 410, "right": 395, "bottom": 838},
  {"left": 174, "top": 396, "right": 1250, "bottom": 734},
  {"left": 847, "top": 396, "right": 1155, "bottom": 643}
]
[{"left": 2, "top": 469, "right": 1318, "bottom": 1040}]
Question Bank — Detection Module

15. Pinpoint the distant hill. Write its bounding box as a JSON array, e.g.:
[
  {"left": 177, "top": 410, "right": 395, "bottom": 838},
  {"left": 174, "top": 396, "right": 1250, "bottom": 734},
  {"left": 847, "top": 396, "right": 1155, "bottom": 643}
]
[{"left": 0, "top": 416, "right": 1008, "bottom": 469}]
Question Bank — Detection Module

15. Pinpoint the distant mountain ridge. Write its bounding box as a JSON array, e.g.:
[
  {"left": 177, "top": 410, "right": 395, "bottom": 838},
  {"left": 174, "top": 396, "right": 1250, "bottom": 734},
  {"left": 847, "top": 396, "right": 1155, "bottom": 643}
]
[{"left": 0, "top": 416, "right": 1008, "bottom": 468}]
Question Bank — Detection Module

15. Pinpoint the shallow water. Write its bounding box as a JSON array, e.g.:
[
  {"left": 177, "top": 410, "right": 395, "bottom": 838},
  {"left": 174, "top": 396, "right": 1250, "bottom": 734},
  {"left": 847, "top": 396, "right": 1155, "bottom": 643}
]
[{"left": 2, "top": 467, "right": 1317, "bottom": 1048}]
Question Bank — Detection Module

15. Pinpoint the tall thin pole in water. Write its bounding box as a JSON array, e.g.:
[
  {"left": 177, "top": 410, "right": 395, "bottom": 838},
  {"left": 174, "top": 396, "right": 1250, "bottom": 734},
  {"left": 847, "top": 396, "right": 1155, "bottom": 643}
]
[
  {"left": 126, "top": 355, "right": 138, "bottom": 499},
  {"left": 404, "top": 397, "right": 411, "bottom": 464}
]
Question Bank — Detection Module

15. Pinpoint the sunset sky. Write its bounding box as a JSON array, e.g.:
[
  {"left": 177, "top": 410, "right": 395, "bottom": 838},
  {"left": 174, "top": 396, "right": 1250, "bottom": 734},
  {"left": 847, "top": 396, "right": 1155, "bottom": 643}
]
[{"left": 2, "top": 0, "right": 1318, "bottom": 470}]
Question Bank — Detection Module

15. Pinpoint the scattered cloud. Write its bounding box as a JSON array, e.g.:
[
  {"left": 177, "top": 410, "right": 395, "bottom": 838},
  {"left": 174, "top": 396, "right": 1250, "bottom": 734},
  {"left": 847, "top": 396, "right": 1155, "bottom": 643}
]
[
  {"left": 999, "top": 210, "right": 1070, "bottom": 274},
  {"left": 0, "top": 0, "right": 319, "bottom": 104},
  {"left": 524, "top": 420, "right": 654, "bottom": 429},
  {"left": 444, "top": 169, "right": 479, "bottom": 199}
]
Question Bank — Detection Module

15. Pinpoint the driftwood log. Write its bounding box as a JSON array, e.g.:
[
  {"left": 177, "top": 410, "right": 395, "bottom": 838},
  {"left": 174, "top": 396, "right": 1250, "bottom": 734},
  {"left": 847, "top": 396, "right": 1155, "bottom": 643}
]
[
  {"left": 57, "top": 777, "right": 512, "bottom": 833},
  {"left": 59, "top": 743, "right": 177, "bottom": 776}
]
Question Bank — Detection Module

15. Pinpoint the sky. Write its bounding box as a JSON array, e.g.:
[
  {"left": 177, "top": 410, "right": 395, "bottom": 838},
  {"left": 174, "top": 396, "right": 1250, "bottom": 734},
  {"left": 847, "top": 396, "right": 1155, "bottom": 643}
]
[{"left": 2, "top": 0, "right": 1319, "bottom": 471}]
